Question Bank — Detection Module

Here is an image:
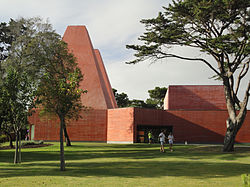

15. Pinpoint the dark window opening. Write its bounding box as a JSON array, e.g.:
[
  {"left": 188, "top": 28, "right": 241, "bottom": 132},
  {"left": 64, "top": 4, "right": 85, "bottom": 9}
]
[{"left": 137, "top": 125, "right": 173, "bottom": 143}]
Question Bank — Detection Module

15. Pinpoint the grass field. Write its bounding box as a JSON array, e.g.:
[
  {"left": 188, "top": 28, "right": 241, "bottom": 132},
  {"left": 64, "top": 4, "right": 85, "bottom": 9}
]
[{"left": 0, "top": 142, "right": 250, "bottom": 187}]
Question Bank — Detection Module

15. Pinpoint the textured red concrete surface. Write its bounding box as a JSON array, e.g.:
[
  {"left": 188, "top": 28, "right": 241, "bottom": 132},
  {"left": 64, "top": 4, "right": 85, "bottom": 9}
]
[
  {"left": 30, "top": 109, "right": 107, "bottom": 142},
  {"left": 62, "top": 26, "right": 117, "bottom": 109},
  {"left": 107, "top": 108, "right": 135, "bottom": 143},
  {"left": 164, "top": 85, "right": 227, "bottom": 110},
  {"left": 134, "top": 108, "right": 250, "bottom": 143},
  {"left": 30, "top": 107, "right": 250, "bottom": 143}
]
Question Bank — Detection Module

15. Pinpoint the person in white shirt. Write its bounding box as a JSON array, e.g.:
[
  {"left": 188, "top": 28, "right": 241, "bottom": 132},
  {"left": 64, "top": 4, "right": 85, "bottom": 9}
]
[
  {"left": 159, "top": 130, "right": 166, "bottom": 152},
  {"left": 168, "top": 132, "right": 174, "bottom": 152}
]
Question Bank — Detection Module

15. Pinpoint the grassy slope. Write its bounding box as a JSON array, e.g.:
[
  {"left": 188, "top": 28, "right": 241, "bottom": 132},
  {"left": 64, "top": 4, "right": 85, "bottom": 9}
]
[{"left": 0, "top": 142, "right": 250, "bottom": 187}]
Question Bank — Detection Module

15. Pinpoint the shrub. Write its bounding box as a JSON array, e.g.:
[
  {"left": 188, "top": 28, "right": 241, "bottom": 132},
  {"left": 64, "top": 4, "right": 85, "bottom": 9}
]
[
  {"left": 38, "top": 140, "right": 44, "bottom": 145},
  {"left": 242, "top": 174, "right": 250, "bottom": 187},
  {"left": 21, "top": 140, "right": 44, "bottom": 147},
  {"left": 0, "top": 134, "right": 8, "bottom": 143},
  {"left": 21, "top": 141, "right": 35, "bottom": 146}
]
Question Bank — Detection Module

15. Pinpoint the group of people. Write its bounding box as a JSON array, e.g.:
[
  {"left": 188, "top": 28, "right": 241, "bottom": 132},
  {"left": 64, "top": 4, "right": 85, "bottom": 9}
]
[
  {"left": 159, "top": 130, "right": 174, "bottom": 152},
  {"left": 148, "top": 130, "right": 174, "bottom": 152}
]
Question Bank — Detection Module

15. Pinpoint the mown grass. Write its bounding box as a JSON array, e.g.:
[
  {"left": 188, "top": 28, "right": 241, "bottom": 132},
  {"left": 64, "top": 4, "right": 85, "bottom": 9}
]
[{"left": 0, "top": 142, "right": 250, "bottom": 186}]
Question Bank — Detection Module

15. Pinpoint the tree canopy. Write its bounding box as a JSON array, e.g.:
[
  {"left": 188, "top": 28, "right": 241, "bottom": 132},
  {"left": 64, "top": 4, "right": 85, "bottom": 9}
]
[
  {"left": 126, "top": 0, "right": 249, "bottom": 152},
  {"left": 146, "top": 87, "right": 167, "bottom": 109},
  {"left": 113, "top": 87, "right": 167, "bottom": 109},
  {"left": 112, "top": 88, "right": 130, "bottom": 108}
]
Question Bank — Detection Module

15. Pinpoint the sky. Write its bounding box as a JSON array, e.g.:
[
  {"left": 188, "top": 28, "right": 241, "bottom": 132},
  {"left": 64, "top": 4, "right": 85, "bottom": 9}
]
[{"left": 1, "top": 0, "right": 249, "bottom": 106}]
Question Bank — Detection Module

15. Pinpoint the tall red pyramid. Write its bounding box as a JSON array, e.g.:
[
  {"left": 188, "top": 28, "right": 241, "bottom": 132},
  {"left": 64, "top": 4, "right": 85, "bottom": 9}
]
[{"left": 63, "top": 26, "right": 117, "bottom": 109}]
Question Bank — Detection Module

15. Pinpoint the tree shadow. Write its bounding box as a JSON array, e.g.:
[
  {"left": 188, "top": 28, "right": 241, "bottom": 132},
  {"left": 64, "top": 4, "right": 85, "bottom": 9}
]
[
  {"left": 0, "top": 160, "right": 250, "bottom": 179},
  {"left": 1, "top": 144, "right": 250, "bottom": 162},
  {"left": 1, "top": 143, "right": 250, "bottom": 179}
]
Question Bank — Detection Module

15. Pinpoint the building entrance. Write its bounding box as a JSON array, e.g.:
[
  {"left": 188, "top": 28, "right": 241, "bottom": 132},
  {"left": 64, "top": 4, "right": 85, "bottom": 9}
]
[{"left": 137, "top": 125, "right": 173, "bottom": 143}]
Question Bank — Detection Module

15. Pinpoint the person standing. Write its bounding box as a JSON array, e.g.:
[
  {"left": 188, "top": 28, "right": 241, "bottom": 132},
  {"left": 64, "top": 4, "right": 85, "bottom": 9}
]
[
  {"left": 168, "top": 132, "right": 174, "bottom": 152},
  {"left": 159, "top": 130, "right": 166, "bottom": 152},
  {"left": 148, "top": 131, "right": 153, "bottom": 144}
]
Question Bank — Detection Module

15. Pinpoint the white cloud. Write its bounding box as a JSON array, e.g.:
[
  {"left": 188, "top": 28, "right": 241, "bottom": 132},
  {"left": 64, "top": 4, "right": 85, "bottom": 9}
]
[{"left": 85, "top": 1, "right": 164, "bottom": 46}]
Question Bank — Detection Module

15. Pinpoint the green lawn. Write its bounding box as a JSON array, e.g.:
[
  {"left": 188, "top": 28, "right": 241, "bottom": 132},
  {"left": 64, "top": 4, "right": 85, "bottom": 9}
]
[{"left": 0, "top": 142, "right": 250, "bottom": 187}]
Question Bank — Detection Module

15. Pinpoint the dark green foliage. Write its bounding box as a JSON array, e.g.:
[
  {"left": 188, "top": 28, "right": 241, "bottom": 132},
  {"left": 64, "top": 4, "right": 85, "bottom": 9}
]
[
  {"left": 1, "top": 67, "right": 37, "bottom": 163},
  {"left": 0, "top": 134, "right": 8, "bottom": 143},
  {"left": 112, "top": 88, "right": 130, "bottom": 107},
  {"left": 35, "top": 38, "right": 86, "bottom": 121},
  {"left": 146, "top": 87, "right": 167, "bottom": 109},
  {"left": 129, "top": 99, "right": 148, "bottom": 108},
  {"left": 1, "top": 67, "right": 36, "bottom": 128},
  {"left": 113, "top": 87, "right": 167, "bottom": 109},
  {"left": 112, "top": 88, "right": 155, "bottom": 108}
]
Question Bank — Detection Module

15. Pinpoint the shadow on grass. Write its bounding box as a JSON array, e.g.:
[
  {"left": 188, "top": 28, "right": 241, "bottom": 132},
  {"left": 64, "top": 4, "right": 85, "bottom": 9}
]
[
  {"left": 1, "top": 144, "right": 250, "bottom": 162},
  {"left": 0, "top": 160, "right": 250, "bottom": 179},
  {"left": 0, "top": 143, "right": 250, "bottom": 179}
]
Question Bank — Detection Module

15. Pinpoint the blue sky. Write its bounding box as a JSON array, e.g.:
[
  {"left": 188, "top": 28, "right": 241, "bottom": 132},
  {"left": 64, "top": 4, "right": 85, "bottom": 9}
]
[{"left": 1, "top": 0, "right": 249, "bottom": 106}]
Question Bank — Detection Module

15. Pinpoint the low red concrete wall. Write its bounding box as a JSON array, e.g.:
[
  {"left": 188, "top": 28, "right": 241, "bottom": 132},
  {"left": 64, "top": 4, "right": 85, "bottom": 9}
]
[
  {"left": 134, "top": 108, "right": 250, "bottom": 143},
  {"left": 107, "top": 108, "right": 135, "bottom": 143},
  {"left": 29, "top": 109, "right": 107, "bottom": 142}
]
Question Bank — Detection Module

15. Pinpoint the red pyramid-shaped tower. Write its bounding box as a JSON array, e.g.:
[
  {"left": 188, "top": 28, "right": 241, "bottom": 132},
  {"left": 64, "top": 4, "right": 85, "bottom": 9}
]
[{"left": 63, "top": 26, "right": 117, "bottom": 109}]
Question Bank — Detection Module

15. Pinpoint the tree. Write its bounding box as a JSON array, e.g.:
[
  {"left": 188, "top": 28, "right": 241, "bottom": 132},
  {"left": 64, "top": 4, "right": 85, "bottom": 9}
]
[
  {"left": 33, "top": 34, "right": 86, "bottom": 171},
  {"left": 127, "top": 0, "right": 249, "bottom": 152},
  {"left": 113, "top": 88, "right": 130, "bottom": 107},
  {"left": 0, "top": 17, "right": 52, "bottom": 162},
  {"left": 146, "top": 87, "right": 168, "bottom": 109},
  {"left": 1, "top": 68, "right": 36, "bottom": 163}
]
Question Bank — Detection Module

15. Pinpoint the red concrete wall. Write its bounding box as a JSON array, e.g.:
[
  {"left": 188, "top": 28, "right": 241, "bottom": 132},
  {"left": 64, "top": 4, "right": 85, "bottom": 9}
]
[
  {"left": 164, "top": 110, "right": 227, "bottom": 143},
  {"left": 29, "top": 106, "right": 250, "bottom": 143},
  {"left": 107, "top": 108, "right": 135, "bottom": 143},
  {"left": 63, "top": 26, "right": 117, "bottom": 109},
  {"left": 134, "top": 108, "right": 250, "bottom": 143},
  {"left": 164, "top": 85, "right": 227, "bottom": 110},
  {"left": 30, "top": 109, "right": 107, "bottom": 142}
]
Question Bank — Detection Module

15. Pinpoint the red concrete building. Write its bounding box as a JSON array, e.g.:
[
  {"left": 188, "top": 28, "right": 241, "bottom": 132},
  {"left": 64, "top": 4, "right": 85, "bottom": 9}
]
[{"left": 29, "top": 26, "right": 250, "bottom": 144}]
